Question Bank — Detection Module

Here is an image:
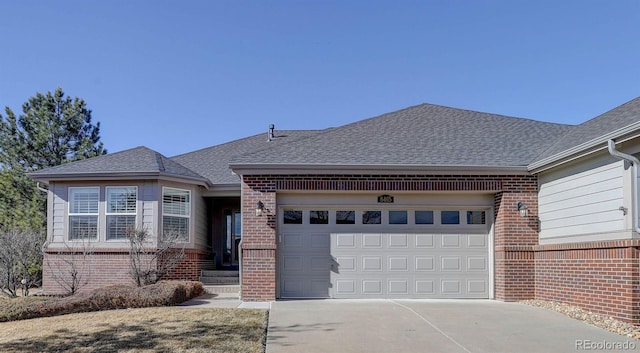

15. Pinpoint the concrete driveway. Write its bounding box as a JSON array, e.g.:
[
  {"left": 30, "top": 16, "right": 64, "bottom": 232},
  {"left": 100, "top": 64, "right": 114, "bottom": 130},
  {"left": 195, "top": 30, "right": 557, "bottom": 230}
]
[{"left": 266, "top": 300, "right": 639, "bottom": 353}]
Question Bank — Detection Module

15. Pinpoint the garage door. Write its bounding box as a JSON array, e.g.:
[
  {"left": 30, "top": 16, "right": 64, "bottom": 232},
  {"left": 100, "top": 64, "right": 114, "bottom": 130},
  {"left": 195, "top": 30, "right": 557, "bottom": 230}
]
[{"left": 278, "top": 207, "right": 491, "bottom": 299}]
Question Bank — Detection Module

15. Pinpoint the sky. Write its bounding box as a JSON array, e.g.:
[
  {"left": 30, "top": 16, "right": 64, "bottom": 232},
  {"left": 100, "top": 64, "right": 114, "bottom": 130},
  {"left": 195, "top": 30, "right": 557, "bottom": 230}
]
[{"left": 1, "top": 1, "right": 639, "bottom": 157}]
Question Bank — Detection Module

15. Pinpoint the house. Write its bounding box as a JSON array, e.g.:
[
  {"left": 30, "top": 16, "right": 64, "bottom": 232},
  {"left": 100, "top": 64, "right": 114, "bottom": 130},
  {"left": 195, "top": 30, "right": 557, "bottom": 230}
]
[{"left": 30, "top": 97, "right": 640, "bottom": 323}]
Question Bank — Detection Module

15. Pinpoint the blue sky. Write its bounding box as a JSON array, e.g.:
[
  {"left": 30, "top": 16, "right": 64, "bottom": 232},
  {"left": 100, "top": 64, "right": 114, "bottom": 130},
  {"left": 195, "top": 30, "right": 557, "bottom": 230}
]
[{"left": 1, "top": 1, "right": 638, "bottom": 156}]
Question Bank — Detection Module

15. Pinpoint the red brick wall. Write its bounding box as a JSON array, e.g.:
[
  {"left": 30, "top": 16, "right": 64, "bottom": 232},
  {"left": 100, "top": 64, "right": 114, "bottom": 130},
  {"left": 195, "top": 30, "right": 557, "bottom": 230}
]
[
  {"left": 241, "top": 179, "right": 277, "bottom": 301},
  {"left": 493, "top": 177, "right": 538, "bottom": 301},
  {"left": 535, "top": 241, "right": 640, "bottom": 324},
  {"left": 240, "top": 173, "right": 538, "bottom": 301},
  {"left": 43, "top": 248, "right": 207, "bottom": 295},
  {"left": 164, "top": 249, "right": 209, "bottom": 281}
]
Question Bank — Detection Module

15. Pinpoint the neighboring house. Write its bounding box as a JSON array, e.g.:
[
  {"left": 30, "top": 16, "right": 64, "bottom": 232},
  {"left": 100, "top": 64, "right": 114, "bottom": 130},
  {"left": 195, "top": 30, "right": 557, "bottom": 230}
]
[{"left": 30, "top": 97, "right": 640, "bottom": 323}]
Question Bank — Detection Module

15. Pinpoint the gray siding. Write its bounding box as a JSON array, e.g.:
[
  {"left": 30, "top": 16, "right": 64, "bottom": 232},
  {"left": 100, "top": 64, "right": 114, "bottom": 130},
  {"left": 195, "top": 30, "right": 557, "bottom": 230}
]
[
  {"left": 538, "top": 156, "right": 629, "bottom": 244},
  {"left": 193, "top": 187, "right": 208, "bottom": 251}
]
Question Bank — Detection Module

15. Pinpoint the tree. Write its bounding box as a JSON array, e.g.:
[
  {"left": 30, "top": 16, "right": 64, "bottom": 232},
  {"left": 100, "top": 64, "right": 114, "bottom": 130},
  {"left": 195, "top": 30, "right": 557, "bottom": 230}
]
[
  {"left": 0, "top": 229, "right": 43, "bottom": 297},
  {"left": 0, "top": 87, "right": 106, "bottom": 230},
  {"left": 127, "top": 227, "right": 186, "bottom": 286}
]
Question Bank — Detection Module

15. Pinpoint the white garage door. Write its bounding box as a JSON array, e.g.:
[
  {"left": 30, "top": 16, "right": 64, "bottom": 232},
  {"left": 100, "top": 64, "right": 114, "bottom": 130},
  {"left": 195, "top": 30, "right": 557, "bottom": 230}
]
[{"left": 278, "top": 207, "right": 491, "bottom": 299}]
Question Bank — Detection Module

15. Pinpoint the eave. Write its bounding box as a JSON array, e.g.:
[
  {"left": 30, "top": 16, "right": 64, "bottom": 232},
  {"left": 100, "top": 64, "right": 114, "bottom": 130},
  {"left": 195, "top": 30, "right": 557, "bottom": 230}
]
[
  {"left": 28, "top": 171, "right": 212, "bottom": 188},
  {"left": 229, "top": 163, "right": 531, "bottom": 176}
]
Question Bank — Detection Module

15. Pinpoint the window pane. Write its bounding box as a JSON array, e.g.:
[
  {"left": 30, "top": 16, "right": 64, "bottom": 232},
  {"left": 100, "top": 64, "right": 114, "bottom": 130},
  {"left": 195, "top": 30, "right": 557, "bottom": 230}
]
[
  {"left": 107, "top": 215, "right": 136, "bottom": 240},
  {"left": 283, "top": 210, "right": 303, "bottom": 224},
  {"left": 310, "top": 210, "right": 328, "bottom": 224},
  {"left": 163, "top": 216, "right": 189, "bottom": 241},
  {"left": 234, "top": 212, "right": 242, "bottom": 237},
  {"left": 107, "top": 187, "right": 137, "bottom": 213},
  {"left": 70, "top": 187, "right": 99, "bottom": 214},
  {"left": 163, "top": 188, "right": 190, "bottom": 216},
  {"left": 441, "top": 211, "right": 460, "bottom": 224},
  {"left": 389, "top": 211, "right": 407, "bottom": 224},
  {"left": 69, "top": 215, "right": 98, "bottom": 240},
  {"left": 336, "top": 211, "right": 355, "bottom": 224},
  {"left": 362, "top": 211, "right": 381, "bottom": 224},
  {"left": 415, "top": 211, "right": 434, "bottom": 224},
  {"left": 467, "top": 211, "right": 486, "bottom": 225}
]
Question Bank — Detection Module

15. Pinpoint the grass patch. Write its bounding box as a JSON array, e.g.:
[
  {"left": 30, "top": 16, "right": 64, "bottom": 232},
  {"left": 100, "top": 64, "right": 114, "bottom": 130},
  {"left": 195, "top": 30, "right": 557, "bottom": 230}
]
[{"left": 0, "top": 307, "right": 268, "bottom": 353}]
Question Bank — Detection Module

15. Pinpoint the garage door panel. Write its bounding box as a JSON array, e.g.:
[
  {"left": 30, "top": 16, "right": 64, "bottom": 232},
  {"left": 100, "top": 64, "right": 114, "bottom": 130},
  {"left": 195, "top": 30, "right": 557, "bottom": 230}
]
[
  {"left": 336, "top": 233, "right": 356, "bottom": 248},
  {"left": 441, "top": 256, "right": 462, "bottom": 271},
  {"left": 389, "top": 234, "right": 409, "bottom": 248},
  {"left": 362, "top": 256, "right": 383, "bottom": 271},
  {"left": 388, "top": 256, "right": 409, "bottom": 271},
  {"left": 335, "top": 256, "right": 356, "bottom": 271},
  {"left": 415, "top": 234, "right": 435, "bottom": 248}
]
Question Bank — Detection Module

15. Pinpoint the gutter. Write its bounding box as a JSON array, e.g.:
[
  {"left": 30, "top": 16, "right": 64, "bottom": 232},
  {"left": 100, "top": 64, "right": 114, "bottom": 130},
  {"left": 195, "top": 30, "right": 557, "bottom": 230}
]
[{"left": 607, "top": 140, "right": 640, "bottom": 234}]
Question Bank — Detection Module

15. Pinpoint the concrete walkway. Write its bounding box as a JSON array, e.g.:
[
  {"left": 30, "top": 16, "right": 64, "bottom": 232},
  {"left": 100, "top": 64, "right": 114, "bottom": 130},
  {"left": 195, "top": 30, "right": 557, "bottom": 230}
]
[
  {"left": 266, "top": 300, "right": 639, "bottom": 353},
  {"left": 177, "top": 293, "right": 271, "bottom": 309}
]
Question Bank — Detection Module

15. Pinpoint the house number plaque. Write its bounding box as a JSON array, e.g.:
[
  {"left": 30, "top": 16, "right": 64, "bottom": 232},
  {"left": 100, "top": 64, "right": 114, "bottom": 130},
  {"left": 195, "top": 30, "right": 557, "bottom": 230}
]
[{"left": 377, "top": 195, "right": 394, "bottom": 203}]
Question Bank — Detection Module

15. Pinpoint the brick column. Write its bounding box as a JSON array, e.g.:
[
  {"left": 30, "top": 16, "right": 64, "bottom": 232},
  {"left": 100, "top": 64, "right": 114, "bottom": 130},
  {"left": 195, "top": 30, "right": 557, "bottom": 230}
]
[
  {"left": 493, "top": 178, "right": 538, "bottom": 301},
  {"left": 240, "top": 177, "right": 277, "bottom": 301}
]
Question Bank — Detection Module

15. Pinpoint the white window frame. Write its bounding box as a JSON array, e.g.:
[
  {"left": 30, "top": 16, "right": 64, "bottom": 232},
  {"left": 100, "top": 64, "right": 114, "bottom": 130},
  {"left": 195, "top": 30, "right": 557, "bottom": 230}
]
[
  {"left": 105, "top": 186, "right": 138, "bottom": 241},
  {"left": 68, "top": 187, "right": 100, "bottom": 241},
  {"left": 162, "top": 187, "right": 191, "bottom": 242}
]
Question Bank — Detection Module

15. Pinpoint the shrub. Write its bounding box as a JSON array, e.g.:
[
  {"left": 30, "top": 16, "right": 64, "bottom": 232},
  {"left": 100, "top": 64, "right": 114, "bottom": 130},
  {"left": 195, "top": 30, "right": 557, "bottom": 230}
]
[{"left": 0, "top": 280, "right": 205, "bottom": 322}]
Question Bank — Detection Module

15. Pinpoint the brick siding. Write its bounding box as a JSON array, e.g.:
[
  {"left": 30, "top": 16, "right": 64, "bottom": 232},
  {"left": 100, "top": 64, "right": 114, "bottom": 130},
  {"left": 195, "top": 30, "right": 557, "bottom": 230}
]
[
  {"left": 43, "top": 248, "right": 207, "bottom": 294},
  {"left": 535, "top": 241, "right": 640, "bottom": 324}
]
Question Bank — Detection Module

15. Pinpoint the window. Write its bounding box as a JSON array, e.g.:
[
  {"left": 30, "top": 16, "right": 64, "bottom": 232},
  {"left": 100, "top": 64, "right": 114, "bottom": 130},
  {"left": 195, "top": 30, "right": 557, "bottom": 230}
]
[
  {"left": 389, "top": 211, "right": 408, "bottom": 224},
  {"left": 441, "top": 211, "right": 460, "bottom": 224},
  {"left": 310, "top": 210, "right": 328, "bottom": 224},
  {"left": 336, "top": 211, "right": 355, "bottom": 224},
  {"left": 415, "top": 211, "right": 434, "bottom": 224},
  {"left": 106, "top": 187, "right": 137, "bottom": 240},
  {"left": 69, "top": 187, "right": 99, "bottom": 240},
  {"left": 283, "top": 210, "right": 303, "bottom": 224},
  {"left": 162, "top": 187, "right": 190, "bottom": 241},
  {"left": 362, "top": 211, "right": 381, "bottom": 224},
  {"left": 467, "top": 211, "right": 486, "bottom": 225}
]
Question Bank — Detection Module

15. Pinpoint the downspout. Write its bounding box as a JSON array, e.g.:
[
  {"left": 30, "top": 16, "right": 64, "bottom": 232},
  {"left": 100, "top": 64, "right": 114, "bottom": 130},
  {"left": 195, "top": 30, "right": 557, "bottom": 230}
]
[{"left": 607, "top": 140, "right": 640, "bottom": 234}]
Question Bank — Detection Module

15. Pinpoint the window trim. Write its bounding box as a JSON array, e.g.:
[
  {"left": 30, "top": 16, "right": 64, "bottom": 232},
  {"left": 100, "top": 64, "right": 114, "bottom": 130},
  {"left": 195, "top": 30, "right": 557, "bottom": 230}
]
[
  {"left": 105, "top": 186, "right": 138, "bottom": 241},
  {"left": 68, "top": 186, "right": 100, "bottom": 241},
  {"left": 162, "top": 187, "right": 191, "bottom": 242}
]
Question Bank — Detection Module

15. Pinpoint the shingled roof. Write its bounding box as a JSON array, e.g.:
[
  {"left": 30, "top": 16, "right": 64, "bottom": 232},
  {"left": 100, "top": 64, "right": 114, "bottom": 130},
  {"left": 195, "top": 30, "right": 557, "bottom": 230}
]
[
  {"left": 532, "top": 97, "right": 640, "bottom": 164},
  {"left": 171, "top": 130, "right": 321, "bottom": 185},
  {"left": 229, "top": 103, "right": 573, "bottom": 169},
  {"left": 29, "top": 146, "right": 208, "bottom": 184},
  {"left": 30, "top": 97, "right": 640, "bottom": 186}
]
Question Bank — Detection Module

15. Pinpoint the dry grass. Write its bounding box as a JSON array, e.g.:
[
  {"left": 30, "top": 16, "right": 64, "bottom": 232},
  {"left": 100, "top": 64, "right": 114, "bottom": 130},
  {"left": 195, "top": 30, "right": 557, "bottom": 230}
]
[{"left": 0, "top": 307, "right": 268, "bottom": 353}]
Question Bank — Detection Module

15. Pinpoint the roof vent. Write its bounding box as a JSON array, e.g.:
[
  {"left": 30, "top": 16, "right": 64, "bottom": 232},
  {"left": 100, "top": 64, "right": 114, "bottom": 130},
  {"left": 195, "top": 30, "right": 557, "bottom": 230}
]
[{"left": 268, "top": 124, "right": 275, "bottom": 141}]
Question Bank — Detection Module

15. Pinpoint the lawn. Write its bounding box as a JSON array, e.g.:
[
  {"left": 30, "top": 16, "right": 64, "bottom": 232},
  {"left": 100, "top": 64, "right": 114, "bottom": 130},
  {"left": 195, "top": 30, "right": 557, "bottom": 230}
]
[{"left": 0, "top": 307, "right": 268, "bottom": 353}]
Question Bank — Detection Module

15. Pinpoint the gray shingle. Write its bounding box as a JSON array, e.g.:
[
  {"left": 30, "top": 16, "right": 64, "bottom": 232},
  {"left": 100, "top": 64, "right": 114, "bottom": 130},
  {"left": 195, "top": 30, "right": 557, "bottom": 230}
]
[
  {"left": 534, "top": 97, "right": 640, "bottom": 162},
  {"left": 229, "top": 103, "right": 573, "bottom": 167},
  {"left": 30, "top": 146, "right": 208, "bottom": 182},
  {"left": 171, "top": 130, "right": 321, "bottom": 185}
]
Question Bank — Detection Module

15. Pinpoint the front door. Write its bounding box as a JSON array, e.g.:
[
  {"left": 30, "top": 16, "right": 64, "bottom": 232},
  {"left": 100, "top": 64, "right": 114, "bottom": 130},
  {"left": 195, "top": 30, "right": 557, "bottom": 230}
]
[{"left": 223, "top": 211, "right": 242, "bottom": 266}]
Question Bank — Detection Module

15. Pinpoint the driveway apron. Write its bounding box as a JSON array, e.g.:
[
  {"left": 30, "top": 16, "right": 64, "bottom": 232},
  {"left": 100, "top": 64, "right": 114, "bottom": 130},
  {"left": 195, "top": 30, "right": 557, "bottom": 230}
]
[{"left": 266, "top": 300, "right": 639, "bottom": 353}]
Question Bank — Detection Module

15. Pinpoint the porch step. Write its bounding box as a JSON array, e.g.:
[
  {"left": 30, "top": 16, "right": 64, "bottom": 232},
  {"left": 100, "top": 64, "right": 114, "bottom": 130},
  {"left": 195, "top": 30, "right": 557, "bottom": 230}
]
[
  {"left": 200, "top": 270, "right": 239, "bottom": 285},
  {"left": 204, "top": 285, "right": 240, "bottom": 295},
  {"left": 201, "top": 270, "right": 238, "bottom": 277},
  {"left": 200, "top": 260, "right": 216, "bottom": 271}
]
